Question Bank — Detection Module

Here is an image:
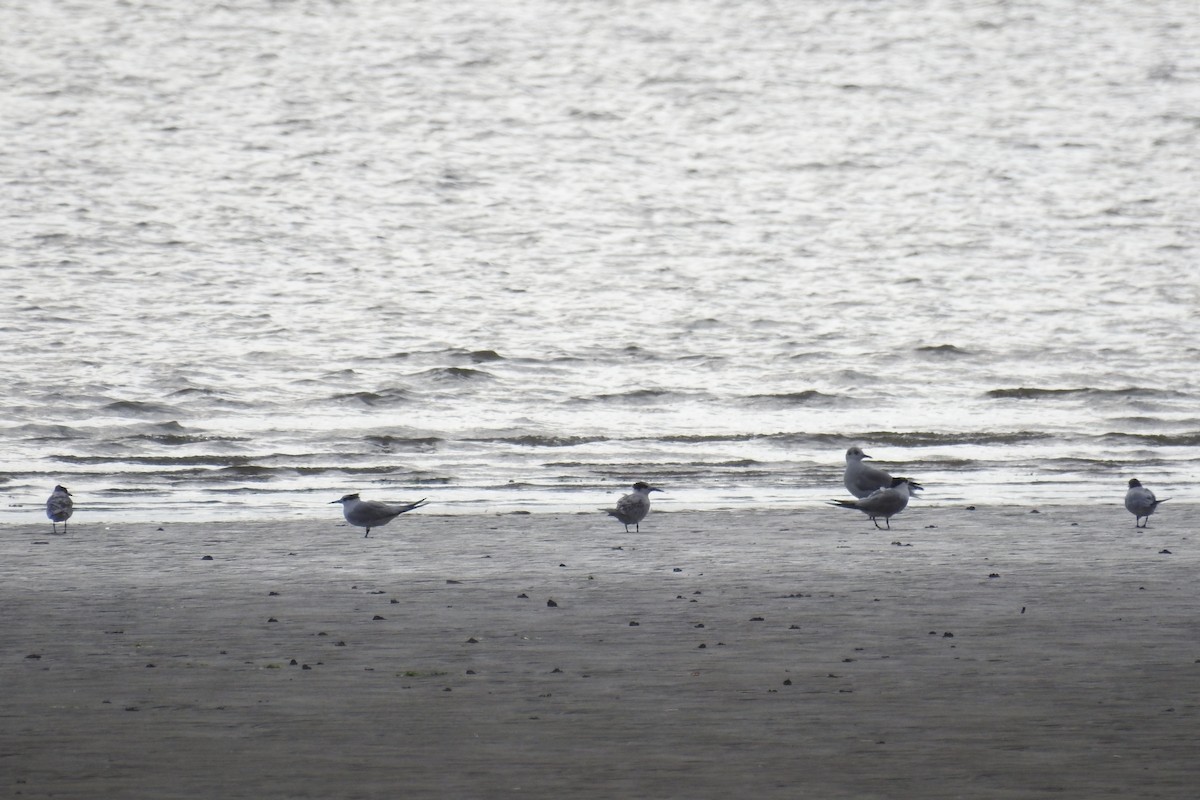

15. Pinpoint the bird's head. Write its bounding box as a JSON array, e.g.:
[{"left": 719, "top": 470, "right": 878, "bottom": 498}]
[
  {"left": 846, "top": 446, "right": 870, "bottom": 462},
  {"left": 1127, "top": 478, "right": 1142, "bottom": 488},
  {"left": 330, "top": 493, "right": 360, "bottom": 505},
  {"left": 632, "top": 481, "right": 662, "bottom": 494}
]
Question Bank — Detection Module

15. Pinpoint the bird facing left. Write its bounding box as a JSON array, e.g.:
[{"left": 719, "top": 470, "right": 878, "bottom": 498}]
[{"left": 331, "top": 493, "right": 429, "bottom": 537}]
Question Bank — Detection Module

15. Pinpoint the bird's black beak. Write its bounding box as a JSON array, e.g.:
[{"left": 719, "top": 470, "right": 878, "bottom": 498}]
[{"left": 329, "top": 499, "right": 342, "bottom": 504}]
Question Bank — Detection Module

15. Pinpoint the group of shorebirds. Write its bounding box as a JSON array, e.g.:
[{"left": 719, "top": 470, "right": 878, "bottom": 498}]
[{"left": 40, "top": 448, "right": 1171, "bottom": 535}]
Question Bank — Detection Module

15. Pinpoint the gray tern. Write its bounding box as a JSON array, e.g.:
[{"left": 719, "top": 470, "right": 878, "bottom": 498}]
[
  {"left": 46, "top": 485, "right": 73, "bottom": 533},
  {"left": 829, "top": 476, "right": 922, "bottom": 529},
  {"left": 602, "top": 482, "right": 663, "bottom": 532},
  {"left": 1124, "top": 479, "right": 1168, "bottom": 528},
  {"left": 331, "top": 493, "right": 429, "bottom": 537}
]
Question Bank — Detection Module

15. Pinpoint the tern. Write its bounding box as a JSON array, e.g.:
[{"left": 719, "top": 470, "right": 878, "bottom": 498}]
[
  {"left": 46, "top": 485, "right": 73, "bottom": 534},
  {"left": 602, "top": 482, "right": 663, "bottom": 532},
  {"left": 331, "top": 493, "right": 428, "bottom": 537},
  {"left": 1124, "top": 479, "right": 1168, "bottom": 528},
  {"left": 829, "top": 477, "right": 921, "bottom": 529}
]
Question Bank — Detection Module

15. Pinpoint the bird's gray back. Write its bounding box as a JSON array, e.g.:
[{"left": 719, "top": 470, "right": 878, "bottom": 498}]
[
  {"left": 845, "top": 461, "right": 894, "bottom": 499},
  {"left": 613, "top": 493, "right": 650, "bottom": 524},
  {"left": 1125, "top": 487, "right": 1157, "bottom": 515}
]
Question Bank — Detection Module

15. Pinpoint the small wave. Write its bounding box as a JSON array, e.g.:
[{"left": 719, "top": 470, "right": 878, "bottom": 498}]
[
  {"left": 9, "top": 423, "right": 91, "bottom": 441},
  {"left": 746, "top": 390, "right": 843, "bottom": 407},
  {"left": 125, "top": 433, "right": 248, "bottom": 446},
  {"left": 1096, "top": 431, "right": 1200, "bottom": 447},
  {"left": 364, "top": 435, "right": 442, "bottom": 452},
  {"left": 578, "top": 389, "right": 701, "bottom": 404},
  {"left": 986, "top": 387, "right": 1184, "bottom": 400},
  {"left": 53, "top": 454, "right": 255, "bottom": 466},
  {"left": 414, "top": 367, "right": 495, "bottom": 382},
  {"left": 102, "top": 400, "right": 180, "bottom": 416},
  {"left": 465, "top": 434, "right": 609, "bottom": 448},
  {"left": 330, "top": 388, "right": 413, "bottom": 406},
  {"left": 915, "top": 344, "right": 971, "bottom": 356}
]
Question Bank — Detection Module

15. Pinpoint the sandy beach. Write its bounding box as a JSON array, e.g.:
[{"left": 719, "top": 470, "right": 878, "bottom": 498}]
[{"left": 4, "top": 503, "right": 1198, "bottom": 799}]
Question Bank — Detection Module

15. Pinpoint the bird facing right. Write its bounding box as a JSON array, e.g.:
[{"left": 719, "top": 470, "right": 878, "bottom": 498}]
[
  {"left": 843, "top": 446, "right": 897, "bottom": 499},
  {"left": 602, "top": 482, "right": 662, "bottom": 533},
  {"left": 1124, "top": 478, "right": 1168, "bottom": 528},
  {"left": 46, "top": 485, "right": 73, "bottom": 533}
]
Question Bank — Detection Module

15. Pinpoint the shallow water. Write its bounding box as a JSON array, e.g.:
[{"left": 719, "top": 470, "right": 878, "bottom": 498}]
[{"left": 2, "top": 0, "right": 1197, "bottom": 521}]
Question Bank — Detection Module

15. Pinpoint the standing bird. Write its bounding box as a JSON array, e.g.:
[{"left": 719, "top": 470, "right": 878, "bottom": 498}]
[
  {"left": 844, "top": 446, "right": 897, "bottom": 499},
  {"left": 828, "top": 477, "right": 922, "bottom": 530},
  {"left": 1124, "top": 479, "right": 1168, "bottom": 528},
  {"left": 46, "top": 485, "right": 73, "bottom": 533},
  {"left": 331, "top": 493, "right": 428, "bottom": 537},
  {"left": 602, "top": 482, "right": 663, "bottom": 533}
]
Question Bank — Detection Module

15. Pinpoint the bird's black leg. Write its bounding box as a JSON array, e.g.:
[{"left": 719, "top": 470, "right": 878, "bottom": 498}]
[
  {"left": 364, "top": 528, "right": 371, "bottom": 538},
  {"left": 872, "top": 519, "right": 882, "bottom": 530}
]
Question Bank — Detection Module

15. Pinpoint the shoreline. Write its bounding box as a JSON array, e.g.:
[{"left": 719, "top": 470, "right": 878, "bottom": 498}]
[{"left": 5, "top": 507, "right": 1197, "bottom": 798}]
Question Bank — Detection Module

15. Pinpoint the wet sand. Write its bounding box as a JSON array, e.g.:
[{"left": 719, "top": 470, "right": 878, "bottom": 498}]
[{"left": 4, "top": 504, "right": 1198, "bottom": 799}]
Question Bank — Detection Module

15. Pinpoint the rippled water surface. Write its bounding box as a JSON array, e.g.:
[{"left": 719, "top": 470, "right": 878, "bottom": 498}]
[{"left": 2, "top": 0, "right": 1197, "bottom": 521}]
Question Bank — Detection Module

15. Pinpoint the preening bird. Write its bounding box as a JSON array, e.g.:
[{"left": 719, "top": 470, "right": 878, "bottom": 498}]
[
  {"left": 46, "top": 485, "right": 73, "bottom": 533},
  {"left": 1124, "top": 479, "right": 1168, "bottom": 529},
  {"left": 331, "top": 493, "right": 428, "bottom": 537},
  {"left": 602, "top": 482, "right": 662, "bottom": 533},
  {"left": 828, "top": 476, "right": 922, "bottom": 530}
]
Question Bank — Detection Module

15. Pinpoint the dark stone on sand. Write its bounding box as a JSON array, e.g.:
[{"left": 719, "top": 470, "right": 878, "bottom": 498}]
[
  {"left": 25, "top": 653, "right": 41, "bottom": 659},
  {"left": 267, "top": 617, "right": 278, "bottom": 623},
  {"left": 335, "top": 641, "right": 346, "bottom": 646},
  {"left": 201, "top": 555, "right": 213, "bottom": 560},
  {"left": 302, "top": 664, "right": 311, "bottom": 670},
  {"left": 989, "top": 573, "right": 1000, "bottom": 578},
  {"left": 372, "top": 615, "right": 386, "bottom": 620},
  {"left": 390, "top": 599, "right": 398, "bottom": 604},
  {"left": 673, "top": 568, "right": 682, "bottom": 572},
  {"left": 145, "top": 664, "right": 155, "bottom": 668},
  {"left": 783, "top": 679, "right": 792, "bottom": 685},
  {"left": 694, "top": 623, "right": 704, "bottom": 628},
  {"left": 518, "top": 593, "right": 528, "bottom": 598},
  {"left": 750, "top": 617, "right": 764, "bottom": 622},
  {"left": 290, "top": 659, "right": 298, "bottom": 665},
  {"left": 629, "top": 621, "right": 639, "bottom": 626},
  {"left": 698, "top": 643, "right": 707, "bottom": 649},
  {"left": 1160, "top": 549, "right": 1172, "bottom": 554},
  {"left": 268, "top": 591, "right": 280, "bottom": 596},
  {"left": 466, "top": 637, "right": 479, "bottom": 643},
  {"left": 943, "top": 632, "right": 955, "bottom": 638},
  {"left": 546, "top": 599, "right": 558, "bottom": 607}
]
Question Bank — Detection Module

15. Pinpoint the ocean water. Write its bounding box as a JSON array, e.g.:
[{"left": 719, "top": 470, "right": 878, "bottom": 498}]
[{"left": 2, "top": 0, "right": 1197, "bottom": 522}]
